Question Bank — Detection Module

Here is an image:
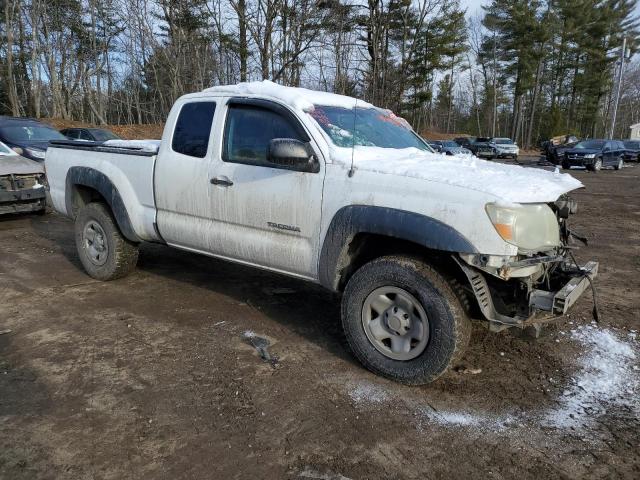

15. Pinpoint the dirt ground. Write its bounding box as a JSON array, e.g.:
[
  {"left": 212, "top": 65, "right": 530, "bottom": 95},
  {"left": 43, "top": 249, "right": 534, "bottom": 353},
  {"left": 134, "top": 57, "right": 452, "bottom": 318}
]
[{"left": 1, "top": 161, "right": 639, "bottom": 479}]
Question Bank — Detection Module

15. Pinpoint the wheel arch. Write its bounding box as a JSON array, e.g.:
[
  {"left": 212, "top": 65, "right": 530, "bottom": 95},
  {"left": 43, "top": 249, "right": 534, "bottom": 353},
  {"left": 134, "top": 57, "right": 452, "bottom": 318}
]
[
  {"left": 65, "top": 166, "right": 140, "bottom": 243},
  {"left": 318, "top": 205, "right": 478, "bottom": 291}
]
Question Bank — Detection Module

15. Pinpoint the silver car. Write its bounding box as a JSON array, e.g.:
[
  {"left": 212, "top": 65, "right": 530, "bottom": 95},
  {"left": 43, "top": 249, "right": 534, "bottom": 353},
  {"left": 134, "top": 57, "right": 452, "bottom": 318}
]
[
  {"left": 0, "top": 140, "right": 47, "bottom": 214},
  {"left": 490, "top": 137, "right": 519, "bottom": 159}
]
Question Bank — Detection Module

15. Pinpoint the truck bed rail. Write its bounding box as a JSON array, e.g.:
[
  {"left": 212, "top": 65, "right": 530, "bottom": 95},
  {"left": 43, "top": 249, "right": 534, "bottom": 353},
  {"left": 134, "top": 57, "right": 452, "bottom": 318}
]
[{"left": 48, "top": 140, "right": 157, "bottom": 157}]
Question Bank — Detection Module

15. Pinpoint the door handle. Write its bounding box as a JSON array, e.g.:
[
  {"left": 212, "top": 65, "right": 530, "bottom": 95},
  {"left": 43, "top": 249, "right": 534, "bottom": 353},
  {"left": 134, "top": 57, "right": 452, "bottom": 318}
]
[{"left": 210, "top": 177, "right": 233, "bottom": 187}]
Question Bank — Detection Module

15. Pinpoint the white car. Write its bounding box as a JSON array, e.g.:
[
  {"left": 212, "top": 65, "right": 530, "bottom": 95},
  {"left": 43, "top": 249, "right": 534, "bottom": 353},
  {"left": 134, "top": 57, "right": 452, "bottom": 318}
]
[
  {"left": 491, "top": 137, "right": 520, "bottom": 159},
  {"left": 45, "top": 81, "right": 596, "bottom": 385}
]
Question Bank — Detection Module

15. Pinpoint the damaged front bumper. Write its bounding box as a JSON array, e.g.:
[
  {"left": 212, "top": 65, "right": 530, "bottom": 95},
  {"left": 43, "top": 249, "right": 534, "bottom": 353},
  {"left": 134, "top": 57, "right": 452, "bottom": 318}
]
[{"left": 454, "top": 255, "right": 598, "bottom": 332}]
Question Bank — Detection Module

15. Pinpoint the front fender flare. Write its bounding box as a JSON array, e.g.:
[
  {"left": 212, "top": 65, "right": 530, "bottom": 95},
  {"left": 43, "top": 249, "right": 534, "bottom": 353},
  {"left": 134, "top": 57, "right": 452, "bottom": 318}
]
[
  {"left": 65, "top": 166, "right": 140, "bottom": 243},
  {"left": 318, "top": 205, "right": 477, "bottom": 290}
]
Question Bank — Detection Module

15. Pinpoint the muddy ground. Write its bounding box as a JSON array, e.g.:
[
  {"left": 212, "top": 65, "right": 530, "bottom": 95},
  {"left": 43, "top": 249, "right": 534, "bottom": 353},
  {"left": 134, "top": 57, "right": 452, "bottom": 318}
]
[{"left": 1, "top": 162, "right": 639, "bottom": 479}]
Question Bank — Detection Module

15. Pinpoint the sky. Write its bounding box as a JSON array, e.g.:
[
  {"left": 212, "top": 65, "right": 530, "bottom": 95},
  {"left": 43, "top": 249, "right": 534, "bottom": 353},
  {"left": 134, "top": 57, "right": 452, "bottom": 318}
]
[{"left": 460, "top": 0, "right": 640, "bottom": 18}]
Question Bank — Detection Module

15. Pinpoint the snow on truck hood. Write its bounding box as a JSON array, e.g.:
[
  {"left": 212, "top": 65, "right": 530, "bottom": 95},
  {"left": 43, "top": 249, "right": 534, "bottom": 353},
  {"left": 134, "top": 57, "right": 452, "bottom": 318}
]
[{"left": 333, "top": 146, "right": 583, "bottom": 203}]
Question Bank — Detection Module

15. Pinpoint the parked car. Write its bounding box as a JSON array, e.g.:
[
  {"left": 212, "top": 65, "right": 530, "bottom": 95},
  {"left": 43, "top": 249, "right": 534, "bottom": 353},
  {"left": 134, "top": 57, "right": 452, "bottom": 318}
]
[
  {"left": 454, "top": 137, "right": 495, "bottom": 158},
  {"left": 468, "top": 137, "right": 497, "bottom": 159},
  {"left": 0, "top": 116, "right": 68, "bottom": 161},
  {"left": 427, "top": 140, "right": 471, "bottom": 156},
  {"left": 61, "top": 127, "right": 120, "bottom": 142},
  {"left": 426, "top": 140, "right": 443, "bottom": 152},
  {"left": 544, "top": 135, "right": 580, "bottom": 164},
  {"left": 490, "top": 137, "right": 519, "bottom": 159},
  {"left": 45, "top": 81, "right": 596, "bottom": 385},
  {"left": 562, "top": 139, "right": 626, "bottom": 171},
  {"left": 0, "top": 140, "right": 47, "bottom": 214},
  {"left": 622, "top": 140, "right": 640, "bottom": 162}
]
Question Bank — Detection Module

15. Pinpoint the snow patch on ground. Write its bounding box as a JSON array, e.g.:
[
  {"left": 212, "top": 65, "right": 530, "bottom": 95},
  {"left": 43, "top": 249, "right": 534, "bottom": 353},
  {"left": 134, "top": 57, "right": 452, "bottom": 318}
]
[
  {"left": 545, "top": 326, "right": 638, "bottom": 428},
  {"left": 347, "top": 381, "right": 389, "bottom": 404},
  {"left": 344, "top": 326, "right": 638, "bottom": 434}
]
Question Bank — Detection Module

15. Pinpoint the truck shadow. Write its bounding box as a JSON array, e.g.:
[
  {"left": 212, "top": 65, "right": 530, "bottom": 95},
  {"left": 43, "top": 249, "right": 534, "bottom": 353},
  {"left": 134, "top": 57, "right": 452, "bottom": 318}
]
[
  {"left": 29, "top": 214, "right": 355, "bottom": 366},
  {"left": 136, "top": 242, "right": 354, "bottom": 363}
]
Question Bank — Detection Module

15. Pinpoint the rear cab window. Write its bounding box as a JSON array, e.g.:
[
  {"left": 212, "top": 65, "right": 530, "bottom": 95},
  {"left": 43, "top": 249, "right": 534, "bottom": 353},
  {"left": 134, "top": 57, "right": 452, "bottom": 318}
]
[{"left": 172, "top": 101, "right": 217, "bottom": 158}]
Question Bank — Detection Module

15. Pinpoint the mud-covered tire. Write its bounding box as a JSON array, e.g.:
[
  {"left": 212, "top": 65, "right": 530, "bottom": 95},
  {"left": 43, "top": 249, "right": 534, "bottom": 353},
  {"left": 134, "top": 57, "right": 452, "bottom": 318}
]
[
  {"left": 341, "top": 256, "right": 471, "bottom": 385},
  {"left": 74, "top": 202, "right": 139, "bottom": 281}
]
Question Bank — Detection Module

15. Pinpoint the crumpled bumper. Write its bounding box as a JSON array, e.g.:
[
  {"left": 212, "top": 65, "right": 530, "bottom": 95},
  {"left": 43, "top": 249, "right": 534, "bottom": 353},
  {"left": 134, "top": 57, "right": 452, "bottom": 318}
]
[
  {"left": 455, "top": 256, "right": 598, "bottom": 331},
  {"left": 529, "top": 261, "right": 598, "bottom": 315}
]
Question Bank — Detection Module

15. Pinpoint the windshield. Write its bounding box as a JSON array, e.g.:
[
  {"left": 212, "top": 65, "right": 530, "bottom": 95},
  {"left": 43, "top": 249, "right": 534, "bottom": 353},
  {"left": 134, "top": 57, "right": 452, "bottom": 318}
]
[
  {"left": 309, "top": 105, "right": 430, "bottom": 151},
  {"left": 91, "top": 129, "right": 119, "bottom": 141},
  {"left": 0, "top": 125, "right": 66, "bottom": 143},
  {"left": 575, "top": 140, "right": 605, "bottom": 149},
  {"left": 493, "top": 138, "right": 513, "bottom": 144},
  {"left": 443, "top": 141, "right": 459, "bottom": 147}
]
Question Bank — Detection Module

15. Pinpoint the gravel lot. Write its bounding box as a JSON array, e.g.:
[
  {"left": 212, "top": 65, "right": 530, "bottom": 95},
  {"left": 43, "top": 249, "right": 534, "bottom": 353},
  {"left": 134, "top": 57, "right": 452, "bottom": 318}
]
[{"left": 1, "top": 162, "right": 639, "bottom": 479}]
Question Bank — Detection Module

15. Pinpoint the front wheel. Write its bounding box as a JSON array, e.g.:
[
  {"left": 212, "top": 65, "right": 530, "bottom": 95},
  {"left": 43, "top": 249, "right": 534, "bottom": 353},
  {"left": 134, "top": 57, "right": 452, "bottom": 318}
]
[
  {"left": 341, "top": 256, "right": 471, "bottom": 385},
  {"left": 614, "top": 157, "right": 624, "bottom": 170},
  {"left": 588, "top": 158, "right": 603, "bottom": 172},
  {"left": 74, "top": 202, "right": 139, "bottom": 281}
]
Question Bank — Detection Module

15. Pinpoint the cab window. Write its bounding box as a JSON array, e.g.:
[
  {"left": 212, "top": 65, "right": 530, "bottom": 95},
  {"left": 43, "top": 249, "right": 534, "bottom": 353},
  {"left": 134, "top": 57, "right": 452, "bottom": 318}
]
[
  {"left": 223, "top": 104, "right": 305, "bottom": 167},
  {"left": 172, "top": 102, "right": 217, "bottom": 158}
]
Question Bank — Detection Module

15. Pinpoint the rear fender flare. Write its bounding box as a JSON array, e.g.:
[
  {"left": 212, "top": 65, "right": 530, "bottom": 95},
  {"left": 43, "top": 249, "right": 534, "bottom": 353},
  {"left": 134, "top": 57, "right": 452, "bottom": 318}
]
[{"left": 65, "top": 166, "right": 140, "bottom": 243}]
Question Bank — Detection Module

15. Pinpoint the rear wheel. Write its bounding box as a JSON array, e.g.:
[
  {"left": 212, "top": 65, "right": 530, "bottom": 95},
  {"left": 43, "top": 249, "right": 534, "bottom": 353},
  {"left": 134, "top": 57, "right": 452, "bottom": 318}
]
[
  {"left": 74, "top": 202, "right": 139, "bottom": 280},
  {"left": 341, "top": 256, "right": 471, "bottom": 385}
]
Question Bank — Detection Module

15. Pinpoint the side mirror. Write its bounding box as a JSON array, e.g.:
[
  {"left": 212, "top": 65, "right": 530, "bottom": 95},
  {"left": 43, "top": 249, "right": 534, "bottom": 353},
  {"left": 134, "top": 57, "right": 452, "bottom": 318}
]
[{"left": 268, "top": 138, "right": 319, "bottom": 173}]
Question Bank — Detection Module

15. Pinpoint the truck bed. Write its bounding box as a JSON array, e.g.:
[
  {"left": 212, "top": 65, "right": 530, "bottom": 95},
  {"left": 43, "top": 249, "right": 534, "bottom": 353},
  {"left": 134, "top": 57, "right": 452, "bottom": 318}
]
[{"left": 46, "top": 140, "right": 161, "bottom": 242}]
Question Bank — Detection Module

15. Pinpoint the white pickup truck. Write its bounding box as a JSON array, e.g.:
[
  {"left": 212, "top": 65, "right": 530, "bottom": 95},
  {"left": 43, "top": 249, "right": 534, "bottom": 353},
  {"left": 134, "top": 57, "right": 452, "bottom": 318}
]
[{"left": 45, "top": 81, "right": 597, "bottom": 385}]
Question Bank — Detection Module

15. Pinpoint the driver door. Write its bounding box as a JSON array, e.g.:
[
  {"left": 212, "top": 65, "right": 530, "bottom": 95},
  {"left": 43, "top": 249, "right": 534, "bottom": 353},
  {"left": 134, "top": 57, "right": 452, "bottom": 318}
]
[{"left": 206, "top": 98, "right": 325, "bottom": 279}]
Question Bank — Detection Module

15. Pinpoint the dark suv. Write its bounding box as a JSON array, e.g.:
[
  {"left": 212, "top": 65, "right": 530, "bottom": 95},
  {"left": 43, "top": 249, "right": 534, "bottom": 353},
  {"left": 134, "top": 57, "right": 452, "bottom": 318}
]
[
  {"left": 454, "top": 136, "right": 496, "bottom": 159},
  {"left": 61, "top": 127, "right": 120, "bottom": 142},
  {"left": 623, "top": 140, "right": 639, "bottom": 162},
  {"left": 0, "top": 116, "right": 67, "bottom": 161},
  {"left": 562, "top": 139, "right": 626, "bottom": 171}
]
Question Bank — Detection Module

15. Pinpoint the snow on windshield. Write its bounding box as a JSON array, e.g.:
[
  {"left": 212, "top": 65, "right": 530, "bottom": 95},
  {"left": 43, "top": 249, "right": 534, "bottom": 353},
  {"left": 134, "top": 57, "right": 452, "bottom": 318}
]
[{"left": 309, "top": 105, "right": 429, "bottom": 151}]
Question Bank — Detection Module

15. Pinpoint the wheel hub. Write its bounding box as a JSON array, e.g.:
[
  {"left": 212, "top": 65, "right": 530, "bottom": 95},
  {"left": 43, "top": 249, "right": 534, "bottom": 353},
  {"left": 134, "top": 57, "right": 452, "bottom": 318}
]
[
  {"left": 83, "top": 220, "right": 109, "bottom": 266},
  {"left": 361, "top": 286, "right": 430, "bottom": 361},
  {"left": 384, "top": 306, "right": 411, "bottom": 335}
]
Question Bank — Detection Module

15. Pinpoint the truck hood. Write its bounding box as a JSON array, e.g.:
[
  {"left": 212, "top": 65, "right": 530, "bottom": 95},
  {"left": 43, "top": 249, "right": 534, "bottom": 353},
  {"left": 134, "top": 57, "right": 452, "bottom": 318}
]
[
  {"left": 0, "top": 154, "right": 45, "bottom": 175},
  {"left": 332, "top": 146, "right": 583, "bottom": 203}
]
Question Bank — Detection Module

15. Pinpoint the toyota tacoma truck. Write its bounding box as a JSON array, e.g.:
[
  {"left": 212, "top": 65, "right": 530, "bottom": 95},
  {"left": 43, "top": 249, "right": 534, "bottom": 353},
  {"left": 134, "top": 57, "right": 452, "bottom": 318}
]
[{"left": 45, "top": 81, "right": 597, "bottom": 385}]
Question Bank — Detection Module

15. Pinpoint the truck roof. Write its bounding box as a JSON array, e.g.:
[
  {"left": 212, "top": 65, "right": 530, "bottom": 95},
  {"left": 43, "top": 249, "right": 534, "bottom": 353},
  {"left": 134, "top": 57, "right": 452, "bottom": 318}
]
[{"left": 199, "top": 80, "right": 374, "bottom": 113}]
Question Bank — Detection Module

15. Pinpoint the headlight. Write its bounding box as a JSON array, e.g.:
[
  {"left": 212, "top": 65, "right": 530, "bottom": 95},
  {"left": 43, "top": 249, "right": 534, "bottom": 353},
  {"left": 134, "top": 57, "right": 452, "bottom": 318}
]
[
  {"left": 486, "top": 203, "right": 560, "bottom": 252},
  {"left": 25, "top": 147, "right": 46, "bottom": 159},
  {"left": 584, "top": 154, "right": 595, "bottom": 159}
]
